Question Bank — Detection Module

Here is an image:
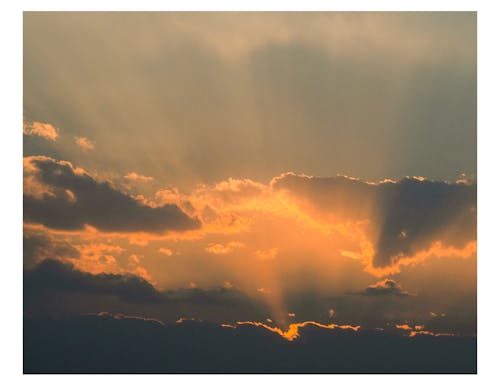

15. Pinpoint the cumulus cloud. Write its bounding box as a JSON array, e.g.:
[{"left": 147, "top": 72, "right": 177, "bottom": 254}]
[
  {"left": 74, "top": 136, "right": 94, "bottom": 150},
  {"left": 353, "top": 279, "right": 412, "bottom": 297},
  {"left": 23, "top": 156, "right": 200, "bottom": 233},
  {"left": 23, "top": 121, "right": 59, "bottom": 141},
  {"left": 205, "top": 241, "right": 245, "bottom": 255}
]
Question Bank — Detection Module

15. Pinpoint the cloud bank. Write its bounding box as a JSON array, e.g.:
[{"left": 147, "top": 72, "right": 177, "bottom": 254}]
[
  {"left": 23, "top": 156, "right": 200, "bottom": 233},
  {"left": 24, "top": 314, "right": 476, "bottom": 373}
]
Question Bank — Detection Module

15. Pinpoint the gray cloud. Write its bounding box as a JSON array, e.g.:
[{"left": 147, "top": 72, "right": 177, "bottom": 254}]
[{"left": 23, "top": 156, "right": 200, "bottom": 233}]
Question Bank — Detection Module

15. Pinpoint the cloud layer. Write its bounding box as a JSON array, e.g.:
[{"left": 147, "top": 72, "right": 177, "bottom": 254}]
[
  {"left": 24, "top": 314, "right": 477, "bottom": 373},
  {"left": 23, "top": 156, "right": 200, "bottom": 233},
  {"left": 24, "top": 259, "right": 162, "bottom": 304}
]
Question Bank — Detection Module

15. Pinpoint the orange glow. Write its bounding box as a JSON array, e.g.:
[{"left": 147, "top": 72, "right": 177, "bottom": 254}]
[
  {"left": 409, "top": 330, "right": 455, "bottom": 338},
  {"left": 74, "top": 136, "right": 94, "bottom": 150},
  {"left": 234, "top": 321, "right": 360, "bottom": 341},
  {"left": 364, "top": 240, "right": 477, "bottom": 277},
  {"left": 205, "top": 241, "right": 245, "bottom": 255},
  {"left": 23, "top": 121, "right": 59, "bottom": 141},
  {"left": 23, "top": 169, "right": 476, "bottom": 326},
  {"left": 394, "top": 323, "right": 456, "bottom": 338}
]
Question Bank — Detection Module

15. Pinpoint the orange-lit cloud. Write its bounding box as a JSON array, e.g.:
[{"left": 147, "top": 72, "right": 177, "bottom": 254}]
[
  {"left": 23, "top": 121, "right": 59, "bottom": 141},
  {"left": 205, "top": 241, "right": 245, "bottom": 255},
  {"left": 133, "top": 266, "right": 153, "bottom": 282},
  {"left": 129, "top": 254, "right": 141, "bottom": 265},
  {"left": 158, "top": 247, "right": 173, "bottom": 256},
  {"left": 23, "top": 156, "right": 200, "bottom": 233},
  {"left": 408, "top": 330, "right": 455, "bottom": 338},
  {"left": 74, "top": 136, "right": 94, "bottom": 150},
  {"left": 234, "top": 321, "right": 360, "bottom": 341},
  {"left": 395, "top": 323, "right": 456, "bottom": 338},
  {"left": 124, "top": 172, "right": 154, "bottom": 182},
  {"left": 71, "top": 242, "right": 124, "bottom": 274},
  {"left": 363, "top": 241, "right": 477, "bottom": 277}
]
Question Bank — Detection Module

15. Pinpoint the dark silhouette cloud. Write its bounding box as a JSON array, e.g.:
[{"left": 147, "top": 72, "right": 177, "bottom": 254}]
[
  {"left": 273, "top": 173, "right": 476, "bottom": 268},
  {"left": 352, "top": 279, "right": 412, "bottom": 297},
  {"left": 24, "top": 259, "right": 162, "bottom": 304},
  {"left": 24, "top": 259, "right": 260, "bottom": 310},
  {"left": 24, "top": 314, "right": 476, "bottom": 373},
  {"left": 23, "top": 156, "right": 200, "bottom": 233},
  {"left": 23, "top": 259, "right": 474, "bottom": 336},
  {"left": 23, "top": 230, "right": 80, "bottom": 268}
]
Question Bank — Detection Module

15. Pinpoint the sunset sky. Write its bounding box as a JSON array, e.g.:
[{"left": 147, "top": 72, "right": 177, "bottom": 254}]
[{"left": 23, "top": 12, "right": 476, "bottom": 360}]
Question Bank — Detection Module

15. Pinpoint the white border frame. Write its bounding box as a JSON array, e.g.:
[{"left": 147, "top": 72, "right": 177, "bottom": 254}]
[{"left": 2, "top": 1, "right": 499, "bottom": 384}]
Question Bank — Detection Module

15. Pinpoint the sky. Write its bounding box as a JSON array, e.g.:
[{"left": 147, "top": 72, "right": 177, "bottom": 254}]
[{"left": 23, "top": 12, "right": 477, "bottom": 371}]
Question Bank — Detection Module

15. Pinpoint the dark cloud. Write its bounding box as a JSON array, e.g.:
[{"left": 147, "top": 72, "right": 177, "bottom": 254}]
[
  {"left": 273, "top": 173, "right": 476, "bottom": 268},
  {"left": 352, "top": 279, "right": 412, "bottom": 297},
  {"left": 24, "top": 259, "right": 261, "bottom": 312},
  {"left": 23, "top": 259, "right": 475, "bottom": 337},
  {"left": 424, "top": 295, "right": 477, "bottom": 336},
  {"left": 23, "top": 230, "right": 80, "bottom": 268},
  {"left": 24, "top": 259, "right": 162, "bottom": 304},
  {"left": 24, "top": 314, "right": 476, "bottom": 373},
  {"left": 23, "top": 156, "right": 200, "bottom": 233}
]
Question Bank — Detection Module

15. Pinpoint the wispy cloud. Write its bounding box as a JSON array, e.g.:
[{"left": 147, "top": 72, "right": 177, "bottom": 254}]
[
  {"left": 23, "top": 121, "right": 59, "bottom": 141},
  {"left": 124, "top": 172, "right": 154, "bottom": 182},
  {"left": 74, "top": 136, "right": 94, "bottom": 150}
]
